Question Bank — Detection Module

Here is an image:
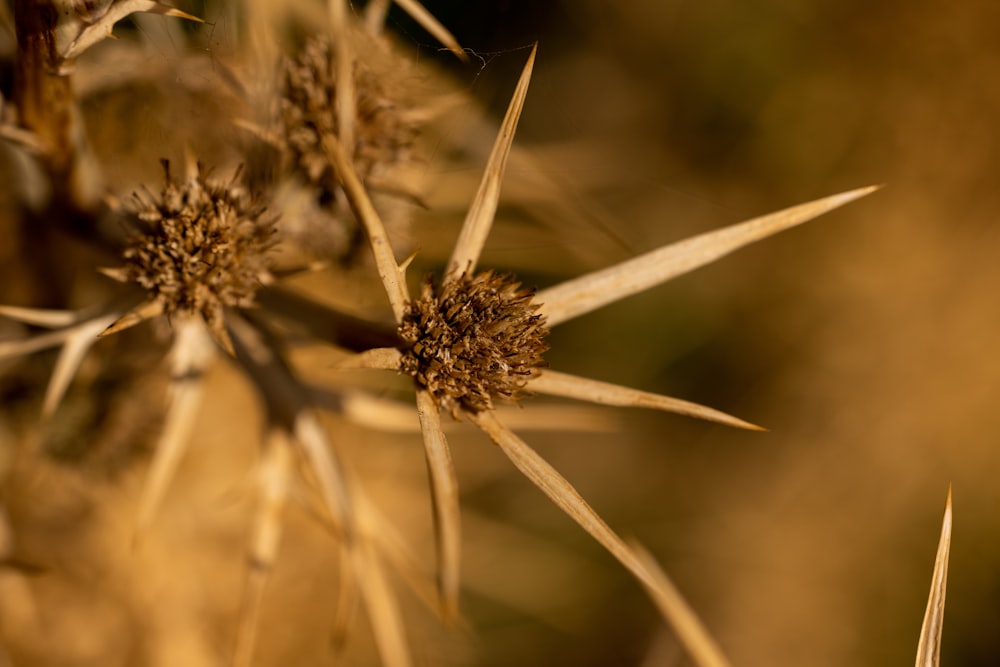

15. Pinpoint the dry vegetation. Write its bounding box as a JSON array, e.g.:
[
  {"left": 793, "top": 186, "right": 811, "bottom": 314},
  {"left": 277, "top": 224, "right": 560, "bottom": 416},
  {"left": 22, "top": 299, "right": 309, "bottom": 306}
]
[{"left": 0, "top": 1, "right": 993, "bottom": 666}]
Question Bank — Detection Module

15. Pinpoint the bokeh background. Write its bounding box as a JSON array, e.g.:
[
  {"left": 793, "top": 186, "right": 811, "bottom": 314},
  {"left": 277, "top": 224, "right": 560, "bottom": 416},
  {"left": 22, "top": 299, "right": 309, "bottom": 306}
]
[{"left": 3, "top": 1, "right": 1000, "bottom": 666}]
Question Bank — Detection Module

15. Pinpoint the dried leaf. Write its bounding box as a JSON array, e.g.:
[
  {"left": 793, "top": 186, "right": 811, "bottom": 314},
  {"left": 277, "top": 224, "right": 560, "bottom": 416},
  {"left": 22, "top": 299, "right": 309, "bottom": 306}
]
[
  {"left": 349, "top": 537, "right": 413, "bottom": 667},
  {"left": 41, "top": 312, "right": 119, "bottom": 418},
  {"left": 323, "top": 133, "right": 409, "bottom": 322},
  {"left": 471, "top": 409, "right": 728, "bottom": 666},
  {"left": 0, "top": 309, "right": 122, "bottom": 361},
  {"left": 630, "top": 543, "right": 734, "bottom": 667},
  {"left": 334, "top": 392, "right": 617, "bottom": 433},
  {"left": 293, "top": 411, "right": 354, "bottom": 535},
  {"left": 335, "top": 347, "right": 402, "bottom": 371},
  {"left": 234, "top": 428, "right": 294, "bottom": 667},
  {"left": 390, "top": 0, "right": 466, "bottom": 61},
  {"left": 472, "top": 410, "right": 647, "bottom": 579},
  {"left": 448, "top": 44, "right": 536, "bottom": 277},
  {"left": 530, "top": 369, "right": 764, "bottom": 431},
  {"left": 62, "top": 1, "right": 204, "bottom": 61},
  {"left": 328, "top": 0, "right": 356, "bottom": 154},
  {"left": 915, "top": 486, "right": 953, "bottom": 667},
  {"left": 134, "top": 317, "right": 215, "bottom": 538},
  {"left": 415, "top": 389, "right": 462, "bottom": 619},
  {"left": 537, "top": 185, "right": 881, "bottom": 326},
  {"left": 0, "top": 305, "right": 76, "bottom": 329},
  {"left": 100, "top": 299, "right": 164, "bottom": 337}
]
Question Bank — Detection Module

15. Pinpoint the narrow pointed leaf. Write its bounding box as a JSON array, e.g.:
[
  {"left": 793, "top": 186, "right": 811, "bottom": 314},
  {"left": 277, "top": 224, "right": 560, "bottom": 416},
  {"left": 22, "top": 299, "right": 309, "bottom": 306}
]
[
  {"left": 915, "top": 486, "right": 953, "bottom": 667},
  {"left": 354, "top": 490, "right": 446, "bottom": 618},
  {"left": 328, "top": 0, "right": 356, "bottom": 154},
  {"left": 630, "top": 542, "right": 735, "bottom": 667},
  {"left": 0, "top": 329, "right": 73, "bottom": 360},
  {"left": 335, "top": 347, "right": 402, "bottom": 371},
  {"left": 294, "top": 412, "right": 354, "bottom": 536},
  {"left": 530, "top": 370, "right": 764, "bottom": 431},
  {"left": 234, "top": 428, "right": 294, "bottom": 667},
  {"left": 538, "top": 185, "right": 881, "bottom": 326},
  {"left": 101, "top": 299, "right": 164, "bottom": 337},
  {"left": 228, "top": 313, "right": 355, "bottom": 537},
  {"left": 135, "top": 317, "right": 215, "bottom": 538},
  {"left": 0, "top": 305, "right": 77, "bottom": 328},
  {"left": 41, "top": 313, "right": 119, "bottom": 418},
  {"left": 330, "top": 545, "right": 361, "bottom": 655},
  {"left": 415, "top": 389, "right": 462, "bottom": 620},
  {"left": 350, "top": 537, "right": 413, "bottom": 667},
  {"left": 0, "top": 308, "right": 123, "bottom": 361},
  {"left": 323, "top": 133, "right": 409, "bottom": 322},
  {"left": 471, "top": 409, "right": 727, "bottom": 666},
  {"left": 392, "top": 0, "right": 466, "bottom": 61},
  {"left": 63, "top": 1, "right": 204, "bottom": 60},
  {"left": 363, "top": 0, "right": 392, "bottom": 34},
  {"left": 447, "top": 44, "right": 536, "bottom": 277}
]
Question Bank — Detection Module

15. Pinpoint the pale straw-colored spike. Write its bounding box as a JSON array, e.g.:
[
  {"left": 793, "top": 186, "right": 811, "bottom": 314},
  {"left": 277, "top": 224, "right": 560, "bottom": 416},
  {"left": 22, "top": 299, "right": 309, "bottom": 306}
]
[
  {"left": 415, "top": 389, "right": 462, "bottom": 620},
  {"left": 530, "top": 369, "right": 765, "bottom": 431},
  {"left": 0, "top": 329, "right": 73, "bottom": 360},
  {"left": 362, "top": 0, "right": 391, "bottom": 34},
  {"left": 338, "top": 392, "right": 617, "bottom": 433},
  {"left": 0, "top": 305, "right": 77, "bottom": 328},
  {"left": 293, "top": 412, "right": 354, "bottom": 537},
  {"left": 233, "top": 427, "right": 295, "bottom": 667},
  {"left": 323, "top": 133, "right": 409, "bottom": 322},
  {"left": 493, "top": 404, "right": 617, "bottom": 432},
  {"left": 335, "top": 347, "right": 402, "bottom": 370},
  {"left": 227, "top": 313, "right": 355, "bottom": 535},
  {"left": 328, "top": 0, "right": 356, "bottom": 157},
  {"left": 41, "top": 312, "right": 119, "bottom": 419},
  {"left": 447, "top": 44, "right": 537, "bottom": 278},
  {"left": 134, "top": 317, "right": 216, "bottom": 539},
  {"left": 630, "top": 542, "right": 734, "bottom": 667},
  {"left": 471, "top": 410, "right": 730, "bottom": 667},
  {"left": 349, "top": 534, "right": 413, "bottom": 667},
  {"left": 231, "top": 118, "right": 283, "bottom": 149},
  {"left": 62, "top": 0, "right": 204, "bottom": 60},
  {"left": 330, "top": 544, "right": 360, "bottom": 655},
  {"left": 537, "top": 185, "right": 881, "bottom": 327},
  {"left": 0, "top": 306, "right": 124, "bottom": 360},
  {"left": 354, "top": 488, "right": 446, "bottom": 618},
  {"left": 100, "top": 299, "right": 164, "bottom": 337},
  {"left": 293, "top": 457, "right": 444, "bottom": 622},
  {"left": 391, "top": 0, "right": 467, "bottom": 61},
  {"left": 915, "top": 486, "right": 953, "bottom": 667}
]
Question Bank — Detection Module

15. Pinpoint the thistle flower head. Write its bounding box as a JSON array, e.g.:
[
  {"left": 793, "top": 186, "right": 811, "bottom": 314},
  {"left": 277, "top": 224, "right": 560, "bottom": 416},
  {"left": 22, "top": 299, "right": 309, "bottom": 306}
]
[
  {"left": 398, "top": 270, "right": 549, "bottom": 419},
  {"left": 279, "top": 36, "right": 415, "bottom": 189},
  {"left": 111, "top": 161, "right": 275, "bottom": 345}
]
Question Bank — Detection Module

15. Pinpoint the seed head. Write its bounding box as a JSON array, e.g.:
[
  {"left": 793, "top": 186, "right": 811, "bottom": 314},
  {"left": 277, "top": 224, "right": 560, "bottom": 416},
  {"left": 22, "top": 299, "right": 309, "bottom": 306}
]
[
  {"left": 399, "top": 271, "right": 550, "bottom": 419},
  {"left": 116, "top": 161, "right": 275, "bottom": 335},
  {"left": 279, "top": 36, "right": 415, "bottom": 190}
]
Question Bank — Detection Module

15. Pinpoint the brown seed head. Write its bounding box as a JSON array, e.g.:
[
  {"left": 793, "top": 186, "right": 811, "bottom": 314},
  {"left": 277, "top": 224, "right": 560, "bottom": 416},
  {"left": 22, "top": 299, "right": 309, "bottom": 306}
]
[
  {"left": 399, "top": 271, "right": 550, "bottom": 419},
  {"left": 279, "top": 36, "right": 415, "bottom": 191},
  {"left": 117, "top": 161, "right": 275, "bottom": 331}
]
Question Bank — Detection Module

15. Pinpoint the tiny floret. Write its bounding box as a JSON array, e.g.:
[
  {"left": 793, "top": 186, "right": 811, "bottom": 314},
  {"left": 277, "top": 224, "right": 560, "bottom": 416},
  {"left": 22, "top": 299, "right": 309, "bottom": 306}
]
[{"left": 399, "top": 271, "right": 550, "bottom": 419}]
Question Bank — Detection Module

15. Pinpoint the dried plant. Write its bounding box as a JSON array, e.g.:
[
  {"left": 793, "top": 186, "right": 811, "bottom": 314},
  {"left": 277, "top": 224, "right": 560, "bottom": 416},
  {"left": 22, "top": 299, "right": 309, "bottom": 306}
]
[{"left": 3, "top": 2, "right": 961, "bottom": 667}]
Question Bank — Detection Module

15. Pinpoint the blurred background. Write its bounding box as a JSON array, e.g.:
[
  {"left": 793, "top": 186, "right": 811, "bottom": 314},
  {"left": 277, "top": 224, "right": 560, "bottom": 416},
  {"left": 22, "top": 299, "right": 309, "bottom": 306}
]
[{"left": 4, "top": 1, "right": 1000, "bottom": 665}]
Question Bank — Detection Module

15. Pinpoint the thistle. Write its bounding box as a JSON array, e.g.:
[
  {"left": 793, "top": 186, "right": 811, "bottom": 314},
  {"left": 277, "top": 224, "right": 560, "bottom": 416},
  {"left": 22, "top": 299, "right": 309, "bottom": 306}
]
[
  {"left": 328, "top": 44, "right": 878, "bottom": 663},
  {"left": 100, "top": 160, "right": 276, "bottom": 354}
]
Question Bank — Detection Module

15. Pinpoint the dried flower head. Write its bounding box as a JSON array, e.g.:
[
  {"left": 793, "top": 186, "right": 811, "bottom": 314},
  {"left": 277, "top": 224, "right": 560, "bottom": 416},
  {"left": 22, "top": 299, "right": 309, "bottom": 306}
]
[
  {"left": 280, "top": 36, "right": 415, "bottom": 190},
  {"left": 105, "top": 160, "right": 275, "bottom": 351},
  {"left": 399, "top": 270, "right": 549, "bottom": 419}
]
